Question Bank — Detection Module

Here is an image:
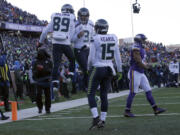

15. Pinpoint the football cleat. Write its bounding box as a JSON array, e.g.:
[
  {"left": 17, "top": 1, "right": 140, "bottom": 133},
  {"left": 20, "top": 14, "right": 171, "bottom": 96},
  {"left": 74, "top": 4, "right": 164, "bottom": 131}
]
[
  {"left": 46, "top": 110, "right": 51, "bottom": 114},
  {"left": 89, "top": 116, "right": 100, "bottom": 130},
  {"left": 97, "top": 120, "right": 105, "bottom": 129},
  {"left": 1, "top": 115, "right": 9, "bottom": 120},
  {"left": 0, "top": 110, "right": 10, "bottom": 120},
  {"left": 124, "top": 110, "right": 135, "bottom": 117},
  {"left": 38, "top": 109, "right": 42, "bottom": 114},
  {"left": 154, "top": 108, "right": 166, "bottom": 115}
]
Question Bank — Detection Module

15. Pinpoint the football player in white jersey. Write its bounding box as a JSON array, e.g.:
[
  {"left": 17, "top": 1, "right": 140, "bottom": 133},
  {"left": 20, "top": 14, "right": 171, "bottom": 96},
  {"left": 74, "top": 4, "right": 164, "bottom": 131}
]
[
  {"left": 38, "top": 4, "right": 76, "bottom": 91},
  {"left": 169, "top": 59, "right": 179, "bottom": 86},
  {"left": 87, "top": 19, "right": 122, "bottom": 129},
  {"left": 72, "top": 7, "right": 94, "bottom": 91}
]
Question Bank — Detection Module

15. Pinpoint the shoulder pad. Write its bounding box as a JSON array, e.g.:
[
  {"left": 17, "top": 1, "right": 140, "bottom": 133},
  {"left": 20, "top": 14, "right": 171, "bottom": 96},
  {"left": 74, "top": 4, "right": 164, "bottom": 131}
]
[
  {"left": 65, "top": 14, "right": 76, "bottom": 22},
  {"left": 62, "top": 12, "right": 69, "bottom": 15},
  {"left": 88, "top": 20, "right": 94, "bottom": 27},
  {"left": 75, "top": 21, "right": 81, "bottom": 28},
  {"left": 55, "top": 13, "right": 60, "bottom": 15},
  {"left": 69, "top": 13, "right": 75, "bottom": 18},
  {"left": 51, "top": 13, "right": 60, "bottom": 17},
  {"left": 132, "top": 44, "right": 140, "bottom": 50},
  {"left": 51, "top": 13, "right": 55, "bottom": 19},
  {"left": 51, "top": 13, "right": 61, "bottom": 20},
  {"left": 110, "top": 34, "right": 118, "bottom": 40}
]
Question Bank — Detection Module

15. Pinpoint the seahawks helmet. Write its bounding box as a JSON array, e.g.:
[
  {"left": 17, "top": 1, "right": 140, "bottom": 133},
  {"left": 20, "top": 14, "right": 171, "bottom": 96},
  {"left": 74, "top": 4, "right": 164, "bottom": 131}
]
[
  {"left": 134, "top": 34, "right": 147, "bottom": 43},
  {"left": 78, "top": 7, "right": 89, "bottom": 24},
  {"left": 61, "top": 4, "right": 74, "bottom": 14},
  {"left": 95, "top": 19, "right": 109, "bottom": 34}
]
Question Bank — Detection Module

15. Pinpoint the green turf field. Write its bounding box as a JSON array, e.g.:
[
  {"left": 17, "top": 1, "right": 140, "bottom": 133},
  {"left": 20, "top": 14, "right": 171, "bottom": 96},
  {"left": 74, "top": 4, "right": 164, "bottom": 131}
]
[{"left": 0, "top": 88, "right": 180, "bottom": 135}]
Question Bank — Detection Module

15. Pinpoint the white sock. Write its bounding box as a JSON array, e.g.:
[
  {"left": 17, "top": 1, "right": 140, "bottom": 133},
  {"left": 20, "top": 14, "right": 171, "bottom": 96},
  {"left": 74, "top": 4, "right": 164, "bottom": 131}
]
[
  {"left": 90, "top": 107, "right": 98, "bottom": 118},
  {"left": 100, "top": 112, "right": 107, "bottom": 121}
]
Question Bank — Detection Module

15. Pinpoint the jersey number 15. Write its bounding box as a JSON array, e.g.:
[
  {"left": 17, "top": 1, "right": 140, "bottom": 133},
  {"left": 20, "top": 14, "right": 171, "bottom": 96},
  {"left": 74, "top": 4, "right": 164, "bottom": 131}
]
[{"left": 101, "top": 43, "right": 115, "bottom": 60}]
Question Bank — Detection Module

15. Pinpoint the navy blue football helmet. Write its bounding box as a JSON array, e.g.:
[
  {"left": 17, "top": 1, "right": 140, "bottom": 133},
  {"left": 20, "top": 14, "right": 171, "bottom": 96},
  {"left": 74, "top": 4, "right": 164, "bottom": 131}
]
[
  {"left": 134, "top": 34, "right": 147, "bottom": 43},
  {"left": 61, "top": 4, "right": 74, "bottom": 14},
  {"left": 78, "top": 7, "right": 89, "bottom": 24},
  {"left": 95, "top": 19, "right": 109, "bottom": 34}
]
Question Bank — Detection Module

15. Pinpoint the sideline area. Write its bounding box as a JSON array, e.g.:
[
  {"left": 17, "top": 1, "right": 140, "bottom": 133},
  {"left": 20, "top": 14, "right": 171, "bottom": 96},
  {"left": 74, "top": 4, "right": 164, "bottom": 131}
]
[{"left": 0, "top": 90, "right": 132, "bottom": 124}]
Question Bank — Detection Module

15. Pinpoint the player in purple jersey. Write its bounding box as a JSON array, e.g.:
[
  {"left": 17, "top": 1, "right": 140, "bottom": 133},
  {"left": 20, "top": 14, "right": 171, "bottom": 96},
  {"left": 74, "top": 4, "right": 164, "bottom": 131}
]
[{"left": 124, "top": 34, "right": 166, "bottom": 117}]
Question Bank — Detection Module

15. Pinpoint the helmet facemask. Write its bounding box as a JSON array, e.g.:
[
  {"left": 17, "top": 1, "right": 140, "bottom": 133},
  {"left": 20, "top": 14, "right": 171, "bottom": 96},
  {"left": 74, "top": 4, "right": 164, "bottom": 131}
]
[
  {"left": 78, "top": 8, "right": 89, "bottom": 24},
  {"left": 95, "top": 19, "right": 109, "bottom": 35},
  {"left": 134, "top": 34, "right": 147, "bottom": 46},
  {"left": 78, "top": 15, "right": 89, "bottom": 24}
]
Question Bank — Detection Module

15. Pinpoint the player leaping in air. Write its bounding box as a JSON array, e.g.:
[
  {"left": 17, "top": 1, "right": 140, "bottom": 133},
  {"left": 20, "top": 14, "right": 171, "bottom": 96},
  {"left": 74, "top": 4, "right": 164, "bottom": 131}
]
[{"left": 38, "top": 4, "right": 76, "bottom": 93}]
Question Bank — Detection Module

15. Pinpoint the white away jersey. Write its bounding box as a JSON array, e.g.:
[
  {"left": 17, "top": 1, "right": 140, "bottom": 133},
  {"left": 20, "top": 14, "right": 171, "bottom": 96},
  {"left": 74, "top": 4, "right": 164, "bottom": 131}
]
[
  {"left": 72, "top": 20, "right": 94, "bottom": 49},
  {"left": 88, "top": 34, "right": 122, "bottom": 75},
  {"left": 39, "top": 12, "right": 76, "bottom": 45},
  {"left": 169, "top": 61, "right": 179, "bottom": 74}
]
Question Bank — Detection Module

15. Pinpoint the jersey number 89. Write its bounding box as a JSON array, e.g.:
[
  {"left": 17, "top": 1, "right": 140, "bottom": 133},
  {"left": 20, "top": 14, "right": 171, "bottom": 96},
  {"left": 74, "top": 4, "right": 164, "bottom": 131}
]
[{"left": 53, "top": 17, "right": 70, "bottom": 32}]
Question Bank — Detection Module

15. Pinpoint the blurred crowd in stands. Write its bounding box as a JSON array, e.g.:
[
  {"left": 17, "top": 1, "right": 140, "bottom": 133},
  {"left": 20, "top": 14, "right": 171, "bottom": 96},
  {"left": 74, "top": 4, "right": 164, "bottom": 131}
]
[
  {"left": 1, "top": 32, "right": 38, "bottom": 68},
  {"left": 120, "top": 41, "right": 180, "bottom": 64},
  {"left": 0, "top": 0, "right": 47, "bottom": 26}
]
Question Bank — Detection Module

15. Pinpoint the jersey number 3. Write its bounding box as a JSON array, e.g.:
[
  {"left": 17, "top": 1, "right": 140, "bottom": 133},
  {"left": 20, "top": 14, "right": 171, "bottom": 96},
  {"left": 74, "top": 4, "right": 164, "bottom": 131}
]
[
  {"left": 53, "top": 17, "right": 70, "bottom": 32},
  {"left": 101, "top": 43, "right": 115, "bottom": 60}
]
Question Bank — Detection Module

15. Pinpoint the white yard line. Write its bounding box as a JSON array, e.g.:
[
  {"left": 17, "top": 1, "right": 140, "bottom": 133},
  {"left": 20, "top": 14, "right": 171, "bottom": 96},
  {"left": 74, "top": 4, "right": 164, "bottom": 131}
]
[
  {"left": 153, "top": 93, "right": 180, "bottom": 96},
  {"left": 25, "top": 113, "right": 180, "bottom": 121},
  {"left": 109, "top": 102, "right": 180, "bottom": 107},
  {"left": 39, "top": 115, "right": 63, "bottom": 118},
  {"left": 130, "top": 96, "right": 180, "bottom": 100}
]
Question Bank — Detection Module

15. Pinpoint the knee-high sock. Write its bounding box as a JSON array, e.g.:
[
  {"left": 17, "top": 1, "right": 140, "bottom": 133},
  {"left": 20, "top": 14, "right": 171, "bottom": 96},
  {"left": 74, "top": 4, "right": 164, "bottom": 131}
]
[
  {"left": 125, "top": 92, "right": 136, "bottom": 110},
  {"left": 145, "top": 91, "right": 156, "bottom": 107}
]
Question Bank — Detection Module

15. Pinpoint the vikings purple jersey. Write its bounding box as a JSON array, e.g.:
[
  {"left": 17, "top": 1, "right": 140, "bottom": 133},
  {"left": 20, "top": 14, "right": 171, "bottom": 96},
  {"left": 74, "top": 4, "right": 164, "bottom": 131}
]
[{"left": 130, "top": 43, "right": 146, "bottom": 73}]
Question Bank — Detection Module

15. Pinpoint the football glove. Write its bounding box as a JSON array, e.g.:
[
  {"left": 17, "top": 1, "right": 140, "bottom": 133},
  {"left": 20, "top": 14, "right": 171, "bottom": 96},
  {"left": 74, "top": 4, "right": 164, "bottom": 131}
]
[
  {"left": 117, "top": 72, "right": 122, "bottom": 81},
  {"left": 77, "top": 31, "right": 84, "bottom": 38},
  {"left": 36, "top": 42, "right": 43, "bottom": 50}
]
